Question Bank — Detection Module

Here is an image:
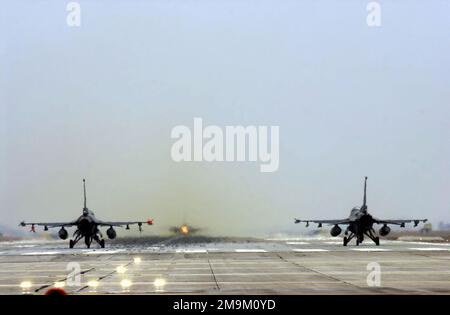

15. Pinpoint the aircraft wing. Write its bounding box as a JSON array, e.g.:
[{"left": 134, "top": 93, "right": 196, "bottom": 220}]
[
  {"left": 294, "top": 219, "right": 351, "bottom": 226},
  {"left": 97, "top": 219, "right": 153, "bottom": 228},
  {"left": 374, "top": 218, "right": 427, "bottom": 227},
  {"left": 19, "top": 221, "right": 77, "bottom": 229}
]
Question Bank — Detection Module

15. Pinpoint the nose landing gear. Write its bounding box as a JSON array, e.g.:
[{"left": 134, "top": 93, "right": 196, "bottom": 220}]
[{"left": 85, "top": 236, "right": 91, "bottom": 248}]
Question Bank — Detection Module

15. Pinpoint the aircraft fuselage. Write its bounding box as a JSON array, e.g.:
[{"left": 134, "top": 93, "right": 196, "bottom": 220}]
[
  {"left": 344, "top": 208, "right": 378, "bottom": 245},
  {"left": 69, "top": 209, "right": 106, "bottom": 248}
]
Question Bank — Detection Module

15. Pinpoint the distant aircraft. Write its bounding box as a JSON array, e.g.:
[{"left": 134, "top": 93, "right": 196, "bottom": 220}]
[
  {"left": 295, "top": 177, "right": 427, "bottom": 246},
  {"left": 169, "top": 223, "right": 201, "bottom": 236},
  {"left": 20, "top": 179, "right": 153, "bottom": 248}
]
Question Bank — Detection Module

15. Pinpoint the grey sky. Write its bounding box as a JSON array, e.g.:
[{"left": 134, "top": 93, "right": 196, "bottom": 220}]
[{"left": 1, "top": 1, "right": 449, "bottom": 236}]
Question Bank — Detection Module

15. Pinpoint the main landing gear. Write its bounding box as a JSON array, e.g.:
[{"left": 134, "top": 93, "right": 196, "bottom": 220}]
[
  {"left": 343, "top": 232, "right": 355, "bottom": 246},
  {"left": 69, "top": 230, "right": 83, "bottom": 248},
  {"left": 364, "top": 228, "right": 380, "bottom": 246},
  {"left": 68, "top": 230, "right": 105, "bottom": 248},
  {"left": 343, "top": 230, "right": 380, "bottom": 246}
]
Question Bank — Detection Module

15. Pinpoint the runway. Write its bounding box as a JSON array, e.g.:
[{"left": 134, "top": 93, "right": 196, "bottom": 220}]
[{"left": 1, "top": 237, "right": 449, "bottom": 294}]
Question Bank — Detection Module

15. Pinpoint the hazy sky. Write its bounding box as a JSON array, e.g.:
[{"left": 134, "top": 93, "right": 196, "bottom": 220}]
[{"left": 1, "top": 1, "right": 449, "bottom": 236}]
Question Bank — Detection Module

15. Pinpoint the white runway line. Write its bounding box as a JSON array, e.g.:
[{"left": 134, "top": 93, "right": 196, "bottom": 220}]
[
  {"left": 292, "top": 249, "right": 329, "bottom": 252},
  {"left": 235, "top": 249, "right": 267, "bottom": 253},
  {"left": 266, "top": 237, "right": 338, "bottom": 241},
  {"left": 285, "top": 242, "right": 309, "bottom": 245},
  {"left": 175, "top": 249, "right": 207, "bottom": 253},
  {"left": 83, "top": 249, "right": 124, "bottom": 255},
  {"left": 409, "top": 248, "right": 450, "bottom": 251},
  {"left": 404, "top": 242, "right": 450, "bottom": 246},
  {"left": 146, "top": 246, "right": 160, "bottom": 250},
  {"left": 324, "top": 241, "right": 343, "bottom": 245},
  {"left": 351, "top": 248, "right": 391, "bottom": 252},
  {"left": 21, "top": 251, "right": 62, "bottom": 255}
]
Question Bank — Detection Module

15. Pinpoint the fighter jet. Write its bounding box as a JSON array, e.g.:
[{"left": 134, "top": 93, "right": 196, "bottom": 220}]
[
  {"left": 20, "top": 179, "right": 154, "bottom": 248},
  {"left": 169, "top": 224, "right": 201, "bottom": 236},
  {"left": 295, "top": 177, "right": 427, "bottom": 246}
]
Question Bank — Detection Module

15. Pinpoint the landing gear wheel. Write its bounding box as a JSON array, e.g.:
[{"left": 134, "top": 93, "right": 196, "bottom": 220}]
[
  {"left": 343, "top": 237, "right": 348, "bottom": 246},
  {"left": 69, "top": 240, "right": 74, "bottom": 249},
  {"left": 374, "top": 237, "right": 380, "bottom": 246},
  {"left": 100, "top": 239, "right": 105, "bottom": 248}
]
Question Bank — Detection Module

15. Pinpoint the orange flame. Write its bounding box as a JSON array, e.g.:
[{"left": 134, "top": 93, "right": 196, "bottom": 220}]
[{"left": 180, "top": 225, "right": 189, "bottom": 235}]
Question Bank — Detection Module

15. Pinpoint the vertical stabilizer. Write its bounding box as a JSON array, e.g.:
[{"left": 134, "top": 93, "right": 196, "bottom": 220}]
[
  {"left": 362, "top": 176, "right": 368, "bottom": 209},
  {"left": 83, "top": 179, "right": 87, "bottom": 210}
]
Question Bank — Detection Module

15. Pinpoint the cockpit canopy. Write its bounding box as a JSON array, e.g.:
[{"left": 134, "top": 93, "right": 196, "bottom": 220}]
[
  {"left": 350, "top": 206, "right": 367, "bottom": 218},
  {"left": 82, "top": 208, "right": 95, "bottom": 216}
]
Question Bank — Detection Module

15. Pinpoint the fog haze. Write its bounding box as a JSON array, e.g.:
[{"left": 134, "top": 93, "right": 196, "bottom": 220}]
[{"left": 1, "top": 1, "right": 449, "bottom": 236}]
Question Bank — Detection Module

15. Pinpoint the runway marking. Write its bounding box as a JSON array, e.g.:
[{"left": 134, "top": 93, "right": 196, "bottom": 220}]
[
  {"left": 409, "top": 248, "right": 450, "bottom": 251},
  {"left": 83, "top": 250, "right": 124, "bottom": 255},
  {"left": 21, "top": 251, "right": 62, "bottom": 256},
  {"left": 146, "top": 246, "right": 160, "bottom": 250},
  {"left": 175, "top": 249, "right": 207, "bottom": 253},
  {"left": 404, "top": 242, "right": 450, "bottom": 246},
  {"left": 285, "top": 242, "right": 309, "bottom": 245},
  {"left": 235, "top": 249, "right": 267, "bottom": 253},
  {"left": 265, "top": 238, "right": 337, "bottom": 241},
  {"left": 324, "top": 241, "right": 343, "bottom": 245},
  {"left": 351, "top": 248, "right": 391, "bottom": 252},
  {"left": 292, "top": 249, "right": 329, "bottom": 252}
]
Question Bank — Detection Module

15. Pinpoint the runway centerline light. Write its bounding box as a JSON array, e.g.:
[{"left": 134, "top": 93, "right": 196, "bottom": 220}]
[
  {"left": 120, "top": 279, "right": 132, "bottom": 289},
  {"left": 133, "top": 257, "right": 142, "bottom": 264},
  {"left": 54, "top": 281, "right": 65, "bottom": 288},
  {"left": 154, "top": 278, "right": 166, "bottom": 288},
  {"left": 116, "top": 265, "right": 127, "bottom": 274},
  {"left": 20, "top": 281, "right": 32, "bottom": 289},
  {"left": 87, "top": 280, "right": 99, "bottom": 288}
]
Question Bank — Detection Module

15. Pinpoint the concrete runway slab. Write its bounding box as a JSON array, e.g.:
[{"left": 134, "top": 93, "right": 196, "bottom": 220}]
[{"left": 0, "top": 238, "right": 449, "bottom": 294}]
